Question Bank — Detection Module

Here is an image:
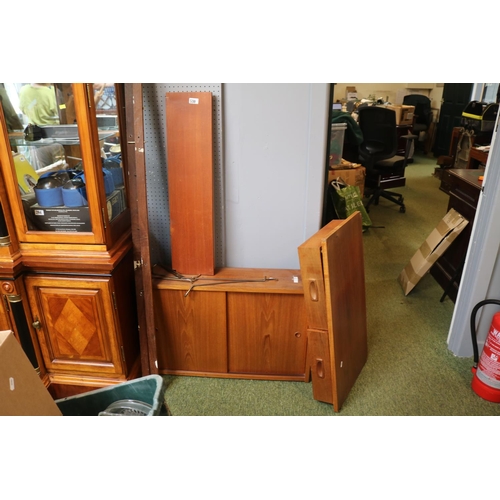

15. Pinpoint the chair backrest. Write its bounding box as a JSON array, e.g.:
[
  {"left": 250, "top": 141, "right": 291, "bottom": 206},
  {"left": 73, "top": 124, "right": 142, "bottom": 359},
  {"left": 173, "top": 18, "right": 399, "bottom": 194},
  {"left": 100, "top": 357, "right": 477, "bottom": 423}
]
[
  {"left": 403, "top": 94, "right": 432, "bottom": 126},
  {"left": 357, "top": 106, "right": 398, "bottom": 167}
]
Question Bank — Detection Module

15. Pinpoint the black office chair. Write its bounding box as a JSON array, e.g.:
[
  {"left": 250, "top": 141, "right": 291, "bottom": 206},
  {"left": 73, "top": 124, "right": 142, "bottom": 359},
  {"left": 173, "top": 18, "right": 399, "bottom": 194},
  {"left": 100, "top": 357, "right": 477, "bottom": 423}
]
[
  {"left": 403, "top": 94, "right": 433, "bottom": 151},
  {"left": 358, "top": 106, "right": 416, "bottom": 213}
]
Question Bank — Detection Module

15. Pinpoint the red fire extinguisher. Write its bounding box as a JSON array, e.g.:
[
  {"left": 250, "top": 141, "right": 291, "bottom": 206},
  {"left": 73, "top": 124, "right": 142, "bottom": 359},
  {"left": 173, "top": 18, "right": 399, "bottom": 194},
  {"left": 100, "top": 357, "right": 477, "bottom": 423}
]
[{"left": 470, "top": 299, "right": 500, "bottom": 403}]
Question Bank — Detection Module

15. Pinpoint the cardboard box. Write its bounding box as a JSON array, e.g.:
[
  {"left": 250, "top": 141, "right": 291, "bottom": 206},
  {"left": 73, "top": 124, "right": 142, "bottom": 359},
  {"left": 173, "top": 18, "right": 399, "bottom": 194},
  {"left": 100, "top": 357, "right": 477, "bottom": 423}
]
[
  {"left": 328, "top": 166, "right": 366, "bottom": 197},
  {"left": 29, "top": 190, "right": 124, "bottom": 232},
  {"left": 385, "top": 104, "right": 415, "bottom": 125},
  {"left": 0, "top": 330, "right": 62, "bottom": 416},
  {"left": 398, "top": 209, "right": 469, "bottom": 295},
  {"left": 346, "top": 86, "right": 358, "bottom": 101}
]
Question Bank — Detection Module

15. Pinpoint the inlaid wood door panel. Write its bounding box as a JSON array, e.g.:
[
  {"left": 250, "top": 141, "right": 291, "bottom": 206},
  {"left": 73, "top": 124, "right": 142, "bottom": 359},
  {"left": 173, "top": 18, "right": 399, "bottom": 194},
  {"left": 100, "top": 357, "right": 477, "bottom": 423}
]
[
  {"left": 24, "top": 275, "right": 123, "bottom": 376},
  {"left": 228, "top": 292, "right": 307, "bottom": 376}
]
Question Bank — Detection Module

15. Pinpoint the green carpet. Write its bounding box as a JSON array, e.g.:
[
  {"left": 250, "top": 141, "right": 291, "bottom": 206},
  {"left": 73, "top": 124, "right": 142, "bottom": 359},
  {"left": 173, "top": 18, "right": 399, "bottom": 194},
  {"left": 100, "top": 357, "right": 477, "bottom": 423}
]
[{"left": 161, "top": 153, "right": 500, "bottom": 416}]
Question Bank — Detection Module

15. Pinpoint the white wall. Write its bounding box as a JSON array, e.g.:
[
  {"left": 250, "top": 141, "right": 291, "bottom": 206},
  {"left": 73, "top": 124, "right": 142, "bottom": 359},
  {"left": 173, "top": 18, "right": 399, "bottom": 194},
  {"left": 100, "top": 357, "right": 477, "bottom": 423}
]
[{"left": 223, "top": 83, "right": 330, "bottom": 269}]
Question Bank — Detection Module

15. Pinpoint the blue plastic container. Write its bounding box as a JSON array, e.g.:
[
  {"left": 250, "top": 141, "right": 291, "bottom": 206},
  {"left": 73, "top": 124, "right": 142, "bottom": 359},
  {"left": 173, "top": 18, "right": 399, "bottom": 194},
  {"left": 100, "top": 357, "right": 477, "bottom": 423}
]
[
  {"left": 102, "top": 168, "right": 115, "bottom": 195},
  {"left": 34, "top": 176, "right": 64, "bottom": 207},
  {"left": 62, "top": 179, "right": 88, "bottom": 207}
]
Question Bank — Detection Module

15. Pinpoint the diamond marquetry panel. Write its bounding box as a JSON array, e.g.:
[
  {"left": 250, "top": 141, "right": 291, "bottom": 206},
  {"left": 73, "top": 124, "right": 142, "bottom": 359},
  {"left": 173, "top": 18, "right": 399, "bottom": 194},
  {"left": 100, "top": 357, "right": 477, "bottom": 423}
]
[
  {"left": 24, "top": 276, "right": 123, "bottom": 376},
  {"left": 50, "top": 295, "right": 102, "bottom": 358}
]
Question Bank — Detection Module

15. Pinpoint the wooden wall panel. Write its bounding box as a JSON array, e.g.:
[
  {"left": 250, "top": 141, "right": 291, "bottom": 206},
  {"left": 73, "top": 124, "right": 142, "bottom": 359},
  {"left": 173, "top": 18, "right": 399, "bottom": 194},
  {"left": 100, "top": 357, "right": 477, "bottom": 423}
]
[{"left": 165, "top": 92, "right": 215, "bottom": 275}]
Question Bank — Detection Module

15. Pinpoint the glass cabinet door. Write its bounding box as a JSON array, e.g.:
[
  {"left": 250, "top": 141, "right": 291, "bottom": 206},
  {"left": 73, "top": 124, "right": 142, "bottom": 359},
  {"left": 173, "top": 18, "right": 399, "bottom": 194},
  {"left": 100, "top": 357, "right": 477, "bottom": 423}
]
[{"left": 0, "top": 83, "right": 128, "bottom": 246}]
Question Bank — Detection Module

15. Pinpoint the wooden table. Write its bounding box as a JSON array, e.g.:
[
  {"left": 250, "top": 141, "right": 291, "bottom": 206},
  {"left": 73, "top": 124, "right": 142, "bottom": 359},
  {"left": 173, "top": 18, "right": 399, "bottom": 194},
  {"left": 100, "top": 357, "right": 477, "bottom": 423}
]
[
  {"left": 431, "top": 168, "right": 484, "bottom": 302},
  {"left": 467, "top": 146, "right": 489, "bottom": 169}
]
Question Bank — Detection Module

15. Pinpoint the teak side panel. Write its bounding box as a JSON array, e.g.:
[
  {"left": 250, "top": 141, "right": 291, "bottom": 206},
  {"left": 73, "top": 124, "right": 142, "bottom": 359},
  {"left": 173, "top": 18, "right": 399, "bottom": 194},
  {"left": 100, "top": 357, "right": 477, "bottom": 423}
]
[
  {"left": 153, "top": 288, "right": 227, "bottom": 373},
  {"left": 322, "top": 213, "right": 368, "bottom": 411},
  {"left": 227, "top": 292, "right": 308, "bottom": 376},
  {"left": 165, "top": 92, "right": 215, "bottom": 275}
]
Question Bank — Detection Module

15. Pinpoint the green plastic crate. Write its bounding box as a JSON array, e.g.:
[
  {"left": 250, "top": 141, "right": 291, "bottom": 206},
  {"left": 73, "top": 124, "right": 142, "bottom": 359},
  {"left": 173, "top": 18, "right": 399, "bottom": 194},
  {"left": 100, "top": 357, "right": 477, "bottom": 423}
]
[{"left": 55, "top": 375, "right": 167, "bottom": 416}]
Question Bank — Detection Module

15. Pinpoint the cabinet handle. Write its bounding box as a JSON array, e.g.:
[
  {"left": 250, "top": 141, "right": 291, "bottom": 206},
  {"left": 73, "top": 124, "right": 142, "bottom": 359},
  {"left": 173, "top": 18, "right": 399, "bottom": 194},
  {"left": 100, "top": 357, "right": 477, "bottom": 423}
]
[
  {"left": 32, "top": 319, "right": 41, "bottom": 330},
  {"left": 315, "top": 358, "right": 325, "bottom": 379},
  {"left": 309, "top": 280, "right": 319, "bottom": 302}
]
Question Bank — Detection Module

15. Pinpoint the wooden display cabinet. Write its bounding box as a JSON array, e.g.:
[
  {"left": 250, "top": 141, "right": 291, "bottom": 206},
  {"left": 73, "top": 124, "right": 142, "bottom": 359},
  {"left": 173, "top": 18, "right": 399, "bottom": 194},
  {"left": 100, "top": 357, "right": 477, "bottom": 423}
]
[{"left": 0, "top": 83, "right": 140, "bottom": 394}]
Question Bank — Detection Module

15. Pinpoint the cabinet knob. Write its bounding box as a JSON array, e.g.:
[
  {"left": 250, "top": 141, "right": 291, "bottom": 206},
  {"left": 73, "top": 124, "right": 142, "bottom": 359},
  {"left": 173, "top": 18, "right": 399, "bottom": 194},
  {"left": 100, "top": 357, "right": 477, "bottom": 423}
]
[{"left": 32, "top": 319, "right": 41, "bottom": 330}]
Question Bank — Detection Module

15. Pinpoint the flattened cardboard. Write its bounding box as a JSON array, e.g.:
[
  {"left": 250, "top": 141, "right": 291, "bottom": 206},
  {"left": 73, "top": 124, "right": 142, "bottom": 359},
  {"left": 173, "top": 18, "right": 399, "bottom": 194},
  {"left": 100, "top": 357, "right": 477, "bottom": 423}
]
[
  {"left": 398, "top": 208, "right": 469, "bottom": 295},
  {"left": 0, "top": 331, "right": 61, "bottom": 416}
]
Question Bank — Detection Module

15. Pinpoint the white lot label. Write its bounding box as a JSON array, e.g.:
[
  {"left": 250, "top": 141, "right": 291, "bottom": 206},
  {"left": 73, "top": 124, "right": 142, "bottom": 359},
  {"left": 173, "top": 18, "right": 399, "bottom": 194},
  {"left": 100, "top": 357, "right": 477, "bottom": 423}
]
[{"left": 189, "top": 98, "right": 199, "bottom": 104}]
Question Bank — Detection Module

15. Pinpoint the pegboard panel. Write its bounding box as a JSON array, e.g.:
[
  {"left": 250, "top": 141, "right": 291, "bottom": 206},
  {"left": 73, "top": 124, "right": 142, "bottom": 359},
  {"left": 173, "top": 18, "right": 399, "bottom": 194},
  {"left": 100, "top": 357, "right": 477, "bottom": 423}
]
[{"left": 142, "top": 83, "right": 224, "bottom": 269}]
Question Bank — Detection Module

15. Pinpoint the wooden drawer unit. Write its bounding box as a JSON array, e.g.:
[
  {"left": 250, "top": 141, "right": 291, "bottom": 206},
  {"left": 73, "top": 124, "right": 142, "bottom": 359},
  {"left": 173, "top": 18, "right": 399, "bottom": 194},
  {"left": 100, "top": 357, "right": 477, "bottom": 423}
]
[
  {"left": 439, "top": 168, "right": 482, "bottom": 212},
  {"left": 299, "top": 213, "right": 368, "bottom": 412},
  {"left": 432, "top": 169, "right": 484, "bottom": 301}
]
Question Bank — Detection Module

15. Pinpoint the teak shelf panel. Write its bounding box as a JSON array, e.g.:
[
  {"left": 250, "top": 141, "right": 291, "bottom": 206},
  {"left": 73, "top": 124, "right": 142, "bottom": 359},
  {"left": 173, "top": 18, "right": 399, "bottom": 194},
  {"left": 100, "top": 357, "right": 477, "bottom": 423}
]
[{"left": 165, "top": 92, "right": 215, "bottom": 276}]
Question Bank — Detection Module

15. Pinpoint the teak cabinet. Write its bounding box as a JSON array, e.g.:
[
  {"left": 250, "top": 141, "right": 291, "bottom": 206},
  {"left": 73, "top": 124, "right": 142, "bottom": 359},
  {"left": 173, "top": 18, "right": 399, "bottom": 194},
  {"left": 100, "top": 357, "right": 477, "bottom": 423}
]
[
  {"left": 152, "top": 213, "right": 367, "bottom": 411},
  {"left": 153, "top": 267, "right": 308, "bottom": 381},
  {"left": 0, "top": 83, "right": 139, "bottom": 394}
]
